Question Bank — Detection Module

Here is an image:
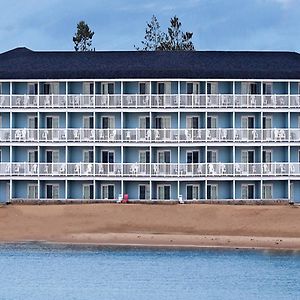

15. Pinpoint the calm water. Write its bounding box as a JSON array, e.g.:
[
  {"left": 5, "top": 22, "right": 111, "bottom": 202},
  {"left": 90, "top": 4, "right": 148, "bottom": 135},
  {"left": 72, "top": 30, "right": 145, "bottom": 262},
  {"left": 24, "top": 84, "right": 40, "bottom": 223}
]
[{"left": 0, "top": 243, "right": 299, "bottom": 300}]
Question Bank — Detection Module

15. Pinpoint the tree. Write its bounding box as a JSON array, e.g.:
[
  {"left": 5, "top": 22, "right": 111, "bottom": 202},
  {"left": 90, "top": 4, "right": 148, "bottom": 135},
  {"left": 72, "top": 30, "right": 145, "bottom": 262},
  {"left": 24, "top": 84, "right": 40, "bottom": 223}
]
[
  {"left": 135, "top": 15, "right": 195, "bottom": 51},
  {"left": 73, "top": 21, "right": 94, "bottom": 51},
  {"left": 134, "top": 15, "right": 163, "bottom": 51},
  {"left": 160, "top": 16, "right": 195, "bottom": 51}
]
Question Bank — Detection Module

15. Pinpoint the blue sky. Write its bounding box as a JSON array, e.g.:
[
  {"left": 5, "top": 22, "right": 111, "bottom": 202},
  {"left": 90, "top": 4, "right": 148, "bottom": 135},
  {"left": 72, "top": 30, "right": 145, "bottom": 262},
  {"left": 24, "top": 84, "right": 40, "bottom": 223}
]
[{"left": 0, "top": 0, "right": 299, "bottom": 52}]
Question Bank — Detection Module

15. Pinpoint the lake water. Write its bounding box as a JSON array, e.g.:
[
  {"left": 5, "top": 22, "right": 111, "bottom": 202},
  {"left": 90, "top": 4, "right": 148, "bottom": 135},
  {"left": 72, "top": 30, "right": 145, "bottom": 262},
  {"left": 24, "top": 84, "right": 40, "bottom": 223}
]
[{"left": 0, "top": 243, "right": 299, "bottom": 300}]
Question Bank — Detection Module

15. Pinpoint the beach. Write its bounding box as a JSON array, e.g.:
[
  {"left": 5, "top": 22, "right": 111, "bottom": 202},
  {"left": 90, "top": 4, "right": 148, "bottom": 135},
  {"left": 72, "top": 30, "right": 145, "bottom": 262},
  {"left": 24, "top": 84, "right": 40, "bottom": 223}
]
[{"left": 0, "top": 203, "right": 299, "bottom": 250}]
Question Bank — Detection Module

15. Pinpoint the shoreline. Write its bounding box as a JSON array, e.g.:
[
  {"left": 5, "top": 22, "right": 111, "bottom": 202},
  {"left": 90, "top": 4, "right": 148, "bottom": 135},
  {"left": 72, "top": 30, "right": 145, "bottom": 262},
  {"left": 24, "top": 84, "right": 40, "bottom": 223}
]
[{"left": 0, "top": 204, "right": 299, "bottom": 251}]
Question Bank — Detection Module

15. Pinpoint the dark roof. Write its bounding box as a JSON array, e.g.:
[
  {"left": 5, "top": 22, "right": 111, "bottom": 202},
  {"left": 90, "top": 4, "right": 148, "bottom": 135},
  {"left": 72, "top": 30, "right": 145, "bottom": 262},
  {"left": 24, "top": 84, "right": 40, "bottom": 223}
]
[{"left": 1, "top": 47, "right": 300, "bottom": 80}]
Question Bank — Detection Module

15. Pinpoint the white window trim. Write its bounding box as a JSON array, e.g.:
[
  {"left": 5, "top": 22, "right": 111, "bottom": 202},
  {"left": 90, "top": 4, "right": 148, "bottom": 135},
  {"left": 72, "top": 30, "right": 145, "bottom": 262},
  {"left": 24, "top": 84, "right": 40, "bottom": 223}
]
[
  {"left": 207, "top": 150, "right": 218, "bottom": 163},
  {"left": 207, "top": 184, "right": 218, "bottom": 199},
  {"left": 207, "top": 82, "right": 218, "bottom": 94},
  {"left": 83, "top": 149, "right": 94, "bottom": 163},
  {"left": 138, "top": 184, "right": 150, "bottom": 200},
  {"left": 262, "top": 184, "right": 273, "bottom": 199},
  {"left": 101, "top": 150, "right": 115, "bottom": 162},
  {"left": 27, "top": 116, "right": 38, "bottom": 128},
  {"left": 83, "top": 115, "right": 94, "bottom": 128},
  {"left": 207, "top": 115, "right": 218, "bottom": 128},
  {"left": 241, "top": 150, "right": 255, "bottom": 163},
  {"left": 101, "top": 115, "right": 115, "bottom": 128},
  {"left": 186, "top": 115, "right": 200, "bottom": 128},
  {"left": 83, "top": 82, "right": 94, "bottom": 95},
  {"left": 101, "top": 82, "right": 115, "bottom": 94},
  {"left": 83, "top": 184, "right": 93, "bottom": 199},
  {"left": 46, "top": 115, "right": 59, "bottom": 128},
  {"left": 139, "top": 150, "right": 150, "bottom": 163},
  {"left": 157, "top": 150, "right": 171, "bottom": 163},
  {"left": 241, "top": 184, "right": 255, "bottom": 199},
  {"left": 186, "top": 150, "right": 200, "bottom": 163},
  {"left": 157, "top": 184, "right": 171, "bottom": 200},
  {"left": 263, "top": 149, "right": 272, "bottom": 163},
  {"left": 186, "top": 82, "right": 200, "bottom": 94},
  {"left": 45, "top": 149, "right": 60, "bottom": 163},
  {"left": 186, "top": 184, "right": 200, "bottom": 200},
  {"left": 155, "top": 116, "right": 171, "bottom": 128},
  {"left": 241, "top": 115, "right": 255, "bottom": 128},
  {"left": 45, "top": 184, "right": 59, "bottom": 199},
  {"left": 27, "top": 184, "right": 38, "bottom": 199},
  {"left": 28, "top": 149, "right": 38, "bottom": 162},
  {"left": 139, "top": 116, "right": 150, "bottom": 128},
  {"left": 101, "top": 184, "right": 115, "bottom": 199}
]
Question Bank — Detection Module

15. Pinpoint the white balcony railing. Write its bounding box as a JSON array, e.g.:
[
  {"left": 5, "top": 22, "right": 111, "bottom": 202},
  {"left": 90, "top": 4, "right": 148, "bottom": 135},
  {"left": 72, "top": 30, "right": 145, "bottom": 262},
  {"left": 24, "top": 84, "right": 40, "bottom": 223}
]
[
  {"left": 1, "top": 94, "right": 299, "bottom": 109},
  {"left": 1, "top": 128, "right": 300, "bottom": 143},
  {"left": 0, "top": 162, "right": 299, "bottom": 177}
]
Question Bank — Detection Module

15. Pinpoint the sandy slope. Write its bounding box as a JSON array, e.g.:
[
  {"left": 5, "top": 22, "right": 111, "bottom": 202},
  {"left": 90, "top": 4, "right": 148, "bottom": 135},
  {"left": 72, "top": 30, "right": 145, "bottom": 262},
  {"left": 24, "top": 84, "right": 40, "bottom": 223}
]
[{"left": 0, "top": 204, "right": 299, "bottom": 250}]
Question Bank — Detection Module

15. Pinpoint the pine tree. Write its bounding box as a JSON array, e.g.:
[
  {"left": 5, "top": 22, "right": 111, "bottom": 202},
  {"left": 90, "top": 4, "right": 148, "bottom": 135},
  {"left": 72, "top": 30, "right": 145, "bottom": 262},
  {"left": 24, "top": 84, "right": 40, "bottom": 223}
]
[{"left": 73, "top": 21, "right": 95, "bottom": 51}]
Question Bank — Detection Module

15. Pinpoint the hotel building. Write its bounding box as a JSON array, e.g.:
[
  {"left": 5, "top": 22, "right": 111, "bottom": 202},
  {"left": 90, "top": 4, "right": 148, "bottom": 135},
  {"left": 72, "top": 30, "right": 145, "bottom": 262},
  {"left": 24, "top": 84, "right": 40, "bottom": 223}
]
[{"left": 0, "top": 47, "right": 300, "bottom": 202}]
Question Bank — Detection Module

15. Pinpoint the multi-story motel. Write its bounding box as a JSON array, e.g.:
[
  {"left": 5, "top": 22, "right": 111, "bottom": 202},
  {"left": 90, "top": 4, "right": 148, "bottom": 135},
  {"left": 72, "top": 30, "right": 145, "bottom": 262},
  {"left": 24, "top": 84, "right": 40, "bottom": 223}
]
[{"left": 1, "top": 47, "right": 300, "bottom": 203}]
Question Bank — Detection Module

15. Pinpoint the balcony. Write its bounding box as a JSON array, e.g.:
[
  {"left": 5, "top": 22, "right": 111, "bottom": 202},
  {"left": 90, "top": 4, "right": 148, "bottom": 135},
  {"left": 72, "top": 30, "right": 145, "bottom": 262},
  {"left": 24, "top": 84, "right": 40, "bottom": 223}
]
[
  {"left": 0, "top": 94, "right": 299, "bottom": 109},
  {"left": 0, "top": 162, "right": 298, "bottom": 177},
  {"left": 0, "top": 128, "right": 299, "bottom": 143}
]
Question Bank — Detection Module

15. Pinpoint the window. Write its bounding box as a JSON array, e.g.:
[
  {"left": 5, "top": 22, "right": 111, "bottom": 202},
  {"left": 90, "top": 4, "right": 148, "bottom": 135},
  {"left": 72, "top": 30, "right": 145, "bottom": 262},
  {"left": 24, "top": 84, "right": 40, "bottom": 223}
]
[
  {"left": 83, "top": 150, "right": 94, "bottom": 163},
  {"left": 187, "top": 151, "right": 199, "bottom": 163},
  {"left": 241, "top": 184, "right": 255, "bottom": 199},
  {"left": 263, "top": 116, "right": 272, "bottom": 129},
  {"left": 207, "top": 82, "right": 218, "bottom": 94},
  {"left": 43, "top": 82, "right": 59, "bottom": 94},
  {"left": 28, "top": 150, "right": 38, "bottom": 163},
  {"left": 207, "top": 184, "right": 218, "bottom": 199},
  {"left": 28, "top": 83, "right": 38, "bottom": 95},
  {"left": 158, "top": 151, "right": 171, "bottom": 163},
  {"left": 139, "top": 151, "right": 150, "bottom": 163},
  {"left": 207, "top": 116, "right": 217, "bottom": 128},
  {"left": 187, "top": 116, "right": 199, "bottom": 129},
  {"left": 187, "top": 82, "right": 200, "bottom": 94},
  {"left": 102, "top": 116, "right": 115, "bottom": 129},
  {"left": 83, "top": 82, "right": 94, "bottom": 94},
  {"left": 139, "top": 116, "right": 150, "bottom": 129},
  {"left": 139, "top": 82, "right": 150, "bottom": 94},
  {"left": 102, "top": 185, "right": 115, "bottom": 199},
  {"left": 46, "top": 116, "right": 59, "bottom": 128},
  {"left": 27, "top": 184, "right": 38, "bottom": 199},
  {"left": 83, "top": 116, "right": 94, "bottom": 128},
  {"left": 263, "top": 150, "right": 272, "bottom": 163},
  {"left": 101, "top": 83, "right": 114, "bottom": 94},
  {"left": 46, "top": 184, "right": 59, "bottom": 199},
  {"left": 241, "top": 82, "right": 258, "bottom": 94},
  {"left": 102, "top": 150, "right": 114, "bottom": 163},
  {"left": 241, "top": 150, "right": 255, "bottom": 164},
  {"left": 207, "top": 150, "right": 218, "bottom": 163},
  {"left": 46, "top": 150, "right": 59, "bottom": 163},
  {"left": 83, "top": 184, "right": 94, "bottom": 199},
  {"left": 187, "top": 185, "right": 199, "bottom": 200},
  {"left": 155, "top": 116, "right": 171, "bottom": 129},
  {"left": 139, "top": 184, "right": 150, "bottom": 200},
  {"left": 241, "top": 116, "right": 255, "bottom": 128},
  {"left": 262, "top": 184, "right": 272, "bottom": 199},
  {"left": 263, "top": 83, "right": 273, "bottom": 95},
  {"left": 157, "top": 185, "right": 171, "bottom": 200},
  {"left": 28, "top": 116, "right": 38, "bottom": 129}
]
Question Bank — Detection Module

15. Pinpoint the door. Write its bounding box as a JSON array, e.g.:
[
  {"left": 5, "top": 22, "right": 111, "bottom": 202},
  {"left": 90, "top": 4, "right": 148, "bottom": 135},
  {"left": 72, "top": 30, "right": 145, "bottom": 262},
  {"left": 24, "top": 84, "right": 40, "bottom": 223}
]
[
  {"left": 46, "top": 116, "right": 59, "bottom": 140},
  {"left": 187, "top": 116, "right": 199, "bottom": 129},
  {"left": 139, "top": 83, "right": 150, "bottom": 94},
  {"left": 139, "top": 184, "right": 150, "bottom": 200},
  {"left": 102, "top": 116, "right": 114, "bottom": 129},
  {"left": 28, "top": 116, "right": 38, "bottom": 140},
  {"left": 187, "top": 185, "right": 199, "bottom": 200},
  {"left": 263, "top": 116, "right": 272, "bottom": 140},
  {"left": 28, "top": 83, "right": 38, "bottom": 95},
  {"left": 139, "top": 150, "right": 150, "bottom": 174},
  {"left": 102, "top": 151, "right": 114, "bottom": 173},
  {"left": 156, "top": 116, "right": 171, "bottom": 139},
  {"left": 46, "top": 184, "right": 59, "bottom": 199},
  {"left": 102, "top": 185, "right": 115, "bottom": 199},
  {"left": 187, "top": 82, "right": 200, "bottom": 94},
  {"left": 83, "top": 184, "right": 94, "bottom": 199},
  {"left": 28, "top": 184, "right": 38, "bottom": 199},
  {"left": 262, "top": 184, "right": 272, "bottom": 199},
  {"left": 207, "top": 184, "right": 218, "bottom": 199},
  {"left": 139, "top": 116, "right": 150, "bottom": 139},
  {"left": 207, "top": 82, "right": 218, "bottom": 94},
  {"left": 83, "top": 82, "right": 94, "bottom": 94},
  {"left": 207, "top": 116, "right": 217, "bottom": 139},
  {"left": 83, "top": 116, "right": 93, "bottom": 139},
  {"left": 101, "top": 83, "right": 114, "bottom": 94},
  {"left": 83, "top": 150, "right": 94, "bottom": 163},
  {"left": 207, "top": 150, "right": 217, "bottom": 163},
  {"left": 46, "top": 150, "right": 59, "bottom": 163},
  {"left": 241, "top": 184, "right": 255, "bottom": 199},
  {"left": 241, "top": 150, "right": 255, "bottom": 164},
  {"left": 241, "top": 116, "right": 255, "bottom": 140},
  {"left": 28, "top": 150, "right": 38, "bottom": 163},
  {"left": 187, "top": 151, "right": 199, "bottom": 174},
  {"left": 157, "top": 185, "right": 170, "bottom": 200}
]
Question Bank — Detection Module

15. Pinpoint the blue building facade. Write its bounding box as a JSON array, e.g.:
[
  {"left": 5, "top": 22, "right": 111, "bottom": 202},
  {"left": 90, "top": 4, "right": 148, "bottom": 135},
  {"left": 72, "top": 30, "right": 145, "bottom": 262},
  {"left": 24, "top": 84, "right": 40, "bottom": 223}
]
[{"left": 0, "top": 48, "right": 300, "bottom": 202}]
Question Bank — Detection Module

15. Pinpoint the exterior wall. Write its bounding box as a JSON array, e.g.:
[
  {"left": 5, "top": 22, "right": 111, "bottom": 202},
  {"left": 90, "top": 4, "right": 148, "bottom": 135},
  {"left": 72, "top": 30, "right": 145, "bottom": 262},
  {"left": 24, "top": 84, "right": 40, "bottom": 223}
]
[{"left": 0, "top": 79, "right": 299, "bottom": 202}]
